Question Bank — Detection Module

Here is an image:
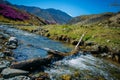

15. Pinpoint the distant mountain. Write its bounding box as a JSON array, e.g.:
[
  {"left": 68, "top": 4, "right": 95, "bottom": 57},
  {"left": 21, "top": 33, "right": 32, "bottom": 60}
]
[
  {"left": 0, "top": 3, "right": 47, "bottom": 25},
  {"left": 68, "top": 12, "right": 114, "bottom": 25},
  {"left": 46, "top": 8, "right": 72, "bottom": 24},
  {"left": 14, "top": 5, "right": 55, "bottom": 23},
  {"left": 68, "top": 12, "right": 120, "bottom": 27},
  {"left": 0, "top": 0, "right": 11, "bottom": 5},
  {"left": 14, "top": 5, "right": 72, "bottom": 24}
]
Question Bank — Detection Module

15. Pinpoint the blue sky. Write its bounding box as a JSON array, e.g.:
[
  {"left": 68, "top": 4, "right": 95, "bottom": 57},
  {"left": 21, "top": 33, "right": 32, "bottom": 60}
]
[{"left": 7, "top": 0, "right": 120, "bottom": 17}]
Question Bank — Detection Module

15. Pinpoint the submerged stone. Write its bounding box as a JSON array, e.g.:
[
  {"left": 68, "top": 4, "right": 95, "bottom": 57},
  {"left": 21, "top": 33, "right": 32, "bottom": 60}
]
[
  {"left": 1, "top": 68, "right": 29, "bottom": 79},
  {"left": 0, "top": 60, "right": 10, "bottom": 72},
  {"left": 4, "top": 76, "right": 31, "bottom": 80}
]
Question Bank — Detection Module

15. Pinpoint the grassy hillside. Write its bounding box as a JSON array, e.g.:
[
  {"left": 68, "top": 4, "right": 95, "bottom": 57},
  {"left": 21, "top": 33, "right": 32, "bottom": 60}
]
[
  {"left": 68, "top": 12, "right": 113, "bottom": 24},
  {"left": 42, "top": 24, "right": 120, "bottom": 50},
  {"left": 68, "top": 12, "right": 120, "bottom": 28},
  {"left": 0, "top": 4, "right": 47, "bottom": 25}
]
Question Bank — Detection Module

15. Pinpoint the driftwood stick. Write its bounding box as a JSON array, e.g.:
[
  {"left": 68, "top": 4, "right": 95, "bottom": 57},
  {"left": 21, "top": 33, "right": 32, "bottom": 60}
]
[
  {"left": 75, "top": 32, "right": 86, "bottom": 50},
  {"left": 68, "top": 32, "right": 86, "bottom": 55}
]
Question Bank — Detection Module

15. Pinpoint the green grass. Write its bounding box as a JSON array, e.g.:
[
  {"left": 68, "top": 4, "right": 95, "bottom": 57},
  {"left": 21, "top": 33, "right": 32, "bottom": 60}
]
[
  {"left": 15, "top": 25, "right": 40, "bottom": 32},
  {"left": 42, "top": 24, "right": 120, "bottom": 49}
]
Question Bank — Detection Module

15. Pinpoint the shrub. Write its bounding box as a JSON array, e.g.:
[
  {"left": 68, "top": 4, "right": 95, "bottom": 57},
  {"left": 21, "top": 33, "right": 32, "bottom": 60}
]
[{"left": 0, "top": 4, "right": 29, "bottom": 21}]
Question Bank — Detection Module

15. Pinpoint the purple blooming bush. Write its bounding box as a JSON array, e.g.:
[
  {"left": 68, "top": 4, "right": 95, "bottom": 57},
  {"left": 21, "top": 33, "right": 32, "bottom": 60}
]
[{"left": 0, "top": 4, "right": 29, "bottom": 20}]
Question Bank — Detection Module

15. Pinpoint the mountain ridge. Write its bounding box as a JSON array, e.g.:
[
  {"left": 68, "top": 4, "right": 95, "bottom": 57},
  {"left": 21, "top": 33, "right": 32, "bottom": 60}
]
[
  {"left": 68, "top": 12, "right": 120, "bottom": 28},
  {"left": 14, "top": 5, "right": 72, "bottom": 24}
]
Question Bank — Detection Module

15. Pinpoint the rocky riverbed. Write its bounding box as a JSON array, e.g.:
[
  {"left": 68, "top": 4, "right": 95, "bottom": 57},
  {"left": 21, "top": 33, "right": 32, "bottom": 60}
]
[
  {"left": 0, "top": 27, "right": 50, "bottom": 80},
  {"left": 0, "top": 30, "right": 30, "bottom": 80}
]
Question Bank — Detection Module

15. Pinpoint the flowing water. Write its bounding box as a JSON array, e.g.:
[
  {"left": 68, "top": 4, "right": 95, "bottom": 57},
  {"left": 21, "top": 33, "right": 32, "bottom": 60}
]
[
  {"left": 0, "top": 25, "right": 120, "bottom": 80},
  {"left": 0, "top": 25, "right": 72, "bottom": 61},
  {"left": 45, "top": 54, "right": 120, "bottom": 80}
]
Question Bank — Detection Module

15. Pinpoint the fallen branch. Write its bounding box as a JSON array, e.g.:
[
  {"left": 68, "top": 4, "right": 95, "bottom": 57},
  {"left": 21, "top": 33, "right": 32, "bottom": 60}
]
[{"left": 10, "top": 55, "right": 54, "bottom": 71}]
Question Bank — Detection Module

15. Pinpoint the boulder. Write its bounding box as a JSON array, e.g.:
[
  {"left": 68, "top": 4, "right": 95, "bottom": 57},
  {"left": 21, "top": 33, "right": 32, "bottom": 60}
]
[
  {"left": 114, "top": 52, "right": 120, "bottom": 63},
  {"left": 90, "top": 45, "right": 109, "bottom": 54},
  {"left": 7, "top": 43, "right": 18, "bottom": 49},
  {"left": 62, "top": 35, "right": 68, "bottom": 41},
  {"left": 115, "top": 55, "right": 119, "bottom": 62},
  {"left": 0, "top": 60, "right": 10, "bottom": 72},
  {"left": 111, "top": 50, "right": 120, "bottom": 63},
  {"left": 85, "top": 41, "right": 95, "bottom": 46},
  {"left": 98, "top": 46, "right": 109, "bottom": 53},
  {"left": 107, "top": 54, "right": 112, "bottom": 59},
  {"left": 1, "top": 68, "right": 29, "bottom": 79},
  {"left": 71, "top": 40, "right": 84, "bottom": 46},
  {"left": 45, "top": 33, "right": 50, "bottom": 37},
  {"left": 100, "top": 53, "right": 108, "bottom": 57},
  {"left": 66, "top": 37, "right": 71, "bottom": 43},
  {"left": 71, "top": 40, "right": 78, "bottom": 45},
  {"left": 6, "top": 37, "right": 18, "bottom": 49},
  {"left": 8, "top": 37, "right": 18, "bottom": 43},
  {"left": 58, "top": 35, "right": 63, "bottom": 40}
]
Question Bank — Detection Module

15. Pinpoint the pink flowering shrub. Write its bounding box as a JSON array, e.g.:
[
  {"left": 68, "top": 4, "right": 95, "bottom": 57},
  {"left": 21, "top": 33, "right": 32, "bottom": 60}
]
[{"left": 0, "top": 4, "right": 29, "bottom": 20}]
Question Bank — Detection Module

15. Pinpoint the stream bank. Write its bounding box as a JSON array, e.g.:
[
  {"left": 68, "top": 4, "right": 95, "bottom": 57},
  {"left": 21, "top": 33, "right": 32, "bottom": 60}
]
[{"left": 14, "top": 25, "right": 120, "bottom": 64}]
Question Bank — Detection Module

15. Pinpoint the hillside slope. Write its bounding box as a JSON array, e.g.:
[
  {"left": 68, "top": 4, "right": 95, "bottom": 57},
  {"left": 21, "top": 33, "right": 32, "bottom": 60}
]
[
  {"left": 46, "top": 8, "right": 72, "bottom": 24},
  {"left": 14, "top": 5, "right": 55, "bottom": 23},
  {"left": 0, "top": 4, "right": 47, "bottom": 26},
  {"left": 68, "top": 12, "right": 120, "bottom": 27},
  {"left": 14, "top": 5, "right": 72, "bottom": 24}
]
